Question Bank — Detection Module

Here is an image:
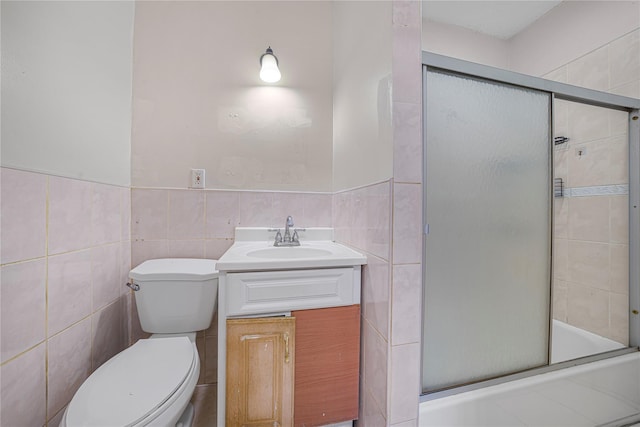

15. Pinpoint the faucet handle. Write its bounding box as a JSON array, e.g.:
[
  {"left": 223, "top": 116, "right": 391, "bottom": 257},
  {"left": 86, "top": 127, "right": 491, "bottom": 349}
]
[
  {"left": 292, "top": 230, "right": 299, "bottom": 243},
  {"left": 275, "top": 230, "right": 283, "bottom": 243}
]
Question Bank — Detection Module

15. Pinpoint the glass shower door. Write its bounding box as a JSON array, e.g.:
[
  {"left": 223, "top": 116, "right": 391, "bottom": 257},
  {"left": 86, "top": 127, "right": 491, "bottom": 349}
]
[{"left": 422, "top": 69, "right": 552, "bottom": 392}]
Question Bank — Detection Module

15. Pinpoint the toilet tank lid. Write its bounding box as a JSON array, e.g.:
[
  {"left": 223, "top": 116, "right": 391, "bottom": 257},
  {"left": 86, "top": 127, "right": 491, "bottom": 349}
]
[{"left": 130, "top": 258, "right": 219, "bottom": 281}]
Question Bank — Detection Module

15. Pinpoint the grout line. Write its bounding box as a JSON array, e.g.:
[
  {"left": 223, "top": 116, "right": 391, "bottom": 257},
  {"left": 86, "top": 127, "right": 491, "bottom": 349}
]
[
  {"left": 0, "top": 340, "right": 46, "bottom": 368},
  {"left": 0, "top": 255, "right": 47, "bottom": 268}
]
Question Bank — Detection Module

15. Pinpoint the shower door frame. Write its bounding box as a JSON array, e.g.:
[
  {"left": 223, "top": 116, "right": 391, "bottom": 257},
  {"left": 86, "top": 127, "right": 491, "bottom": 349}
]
[{"left": 421, "top": 52, "right": 640, "bottom": 400}]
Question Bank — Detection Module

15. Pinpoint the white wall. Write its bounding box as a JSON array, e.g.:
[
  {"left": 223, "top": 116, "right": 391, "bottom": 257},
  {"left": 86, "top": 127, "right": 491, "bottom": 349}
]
[
  {"left": 2, "top": 0, "right": 393, "bottom": 193},
  {"left": 131, "top": 1, "right": 333, "bottom": 192},
  {"left": 332, "top": 1, "right": 393, "bottom": 191},
  {"left": 509, "top": 1, "right": 640, "bottom": 76},
  {"left": 421, "top": 19, "right": 508, "bottom": 69},
  {"left": 1, "top": 1, "right": 134, "bottom": 187}
]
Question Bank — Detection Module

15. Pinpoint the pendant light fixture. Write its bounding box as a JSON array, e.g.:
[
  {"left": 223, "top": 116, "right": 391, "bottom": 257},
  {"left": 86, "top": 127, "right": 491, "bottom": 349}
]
[{"left": 259, "top": 46, "right": 281, "bottom": 83}]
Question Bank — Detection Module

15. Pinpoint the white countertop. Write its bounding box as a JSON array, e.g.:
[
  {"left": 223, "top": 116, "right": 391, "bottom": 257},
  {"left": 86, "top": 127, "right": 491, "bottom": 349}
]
[{"left": 216, "top": 227, "right": 367, "bottom": 272}]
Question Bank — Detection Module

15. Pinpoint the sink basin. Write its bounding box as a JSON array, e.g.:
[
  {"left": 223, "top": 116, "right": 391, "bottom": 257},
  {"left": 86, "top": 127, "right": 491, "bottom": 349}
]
[{"left": 246, "top": 247, "right": 333, "bottom": 259}]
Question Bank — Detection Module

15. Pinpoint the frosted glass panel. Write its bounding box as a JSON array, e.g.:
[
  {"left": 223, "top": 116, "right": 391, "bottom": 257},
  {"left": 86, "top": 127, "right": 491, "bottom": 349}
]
[{"left": 422, "top": 70, "right": 551, "bottom": 392}]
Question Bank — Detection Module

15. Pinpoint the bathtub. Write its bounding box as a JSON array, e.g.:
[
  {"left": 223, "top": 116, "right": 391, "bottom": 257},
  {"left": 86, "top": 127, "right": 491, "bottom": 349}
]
[
  {"left": 551, "top": 319, "right": 626, "bottom": 364},
  {"left": 420, "top": 322, "right": 639, "bottom": 426},
  {"left": 419, "top": 352, "right": 640, "bottom": 426}
]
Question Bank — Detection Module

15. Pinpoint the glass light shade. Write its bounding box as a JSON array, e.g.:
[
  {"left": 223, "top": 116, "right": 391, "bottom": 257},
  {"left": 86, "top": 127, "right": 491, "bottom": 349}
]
[{"left": 260, "top": 51, "right": 281, "bottom": 83}]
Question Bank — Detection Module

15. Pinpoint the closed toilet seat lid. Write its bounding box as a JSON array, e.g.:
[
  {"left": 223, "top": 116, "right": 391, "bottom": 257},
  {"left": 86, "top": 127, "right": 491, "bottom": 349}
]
[{"left": 66, "top": 336, "right": 195, "bottom": 427}]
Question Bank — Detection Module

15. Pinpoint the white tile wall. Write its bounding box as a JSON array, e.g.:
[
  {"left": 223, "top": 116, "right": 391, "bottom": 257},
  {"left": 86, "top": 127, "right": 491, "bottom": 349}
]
[
  {"left": 0, "top": 168, "right": 131, "bottom": 426},
  {"left": 0, "top": 343, "right": 47, "bottom": 426}
]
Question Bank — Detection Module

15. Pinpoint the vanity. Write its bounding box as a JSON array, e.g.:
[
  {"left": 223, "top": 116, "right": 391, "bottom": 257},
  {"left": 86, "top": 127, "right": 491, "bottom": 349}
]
[{"left": 216, "top": 227, "right": 367, "bottom": 427}]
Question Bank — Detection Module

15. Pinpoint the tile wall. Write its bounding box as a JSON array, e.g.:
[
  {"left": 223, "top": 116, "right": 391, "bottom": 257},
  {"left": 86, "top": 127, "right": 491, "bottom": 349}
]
[
  {"left": 545, "top": 29, "right": 639, "bottom": 345},
  {"left": 334, "top": 180, "right": 393, "bottom": 426},
  {"left": 334, "top": 180, "right": 422, "bottom": 427},
  {"left": 130, "top": 188, "right": 333, "bottom": 385},
  {"left": 0, "top": 167, "right": 131, "bottom": 427},
  {"left": 388, "top": 1, "right": 423, "bottom": 425}
]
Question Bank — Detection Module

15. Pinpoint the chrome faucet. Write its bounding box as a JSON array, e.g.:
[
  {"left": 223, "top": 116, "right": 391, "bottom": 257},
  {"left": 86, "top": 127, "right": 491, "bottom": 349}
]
[
  {"left": 284, "top": 216, "right": 294, "bottom": 243},
  {"left": 273, "top": 215, "right": 301, "bottom": 247}
]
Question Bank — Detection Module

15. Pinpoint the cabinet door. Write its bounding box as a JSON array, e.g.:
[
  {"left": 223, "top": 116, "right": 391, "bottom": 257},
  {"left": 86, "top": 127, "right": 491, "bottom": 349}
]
[
  {"left": 293, "top": 305, "right": 360, "bottom": 426},
  {"left": 226, "top": 317, "right": 295, "bottom": 427}
]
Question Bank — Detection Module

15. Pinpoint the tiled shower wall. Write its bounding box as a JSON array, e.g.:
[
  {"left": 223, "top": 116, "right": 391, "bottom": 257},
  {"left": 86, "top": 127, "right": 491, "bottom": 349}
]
[
  {"left": 0, "top": 168, "right": 131, "bottom": 427},
  {"left": 545, "top": 29, "right": 639, "bottom": 345},
  {"left": 130, "top": 188, "right": 333, "bottom": 385},
  {"left": 552, "top": 101, "right": 629, "bottom": 344}
]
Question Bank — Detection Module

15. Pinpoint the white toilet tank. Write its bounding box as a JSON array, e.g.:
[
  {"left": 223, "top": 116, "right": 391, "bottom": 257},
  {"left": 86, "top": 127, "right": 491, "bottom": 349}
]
[{"left": 129, "top": 258, "right": 218, "bottom": 334}]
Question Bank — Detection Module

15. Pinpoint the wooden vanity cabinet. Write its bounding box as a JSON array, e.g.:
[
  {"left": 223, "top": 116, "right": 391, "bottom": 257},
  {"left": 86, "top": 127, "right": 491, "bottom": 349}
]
[
  {"left": 226, "top": 317, "right": 296, "bottom": 427},
  {"left": 226, "top": 305, "right": 360, "bottom": 427}
]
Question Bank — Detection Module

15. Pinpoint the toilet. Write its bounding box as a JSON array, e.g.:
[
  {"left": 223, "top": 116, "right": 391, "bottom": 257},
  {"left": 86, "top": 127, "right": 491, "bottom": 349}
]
[{"left": 60, "top": 258, "right": 218, "bottom": 427}]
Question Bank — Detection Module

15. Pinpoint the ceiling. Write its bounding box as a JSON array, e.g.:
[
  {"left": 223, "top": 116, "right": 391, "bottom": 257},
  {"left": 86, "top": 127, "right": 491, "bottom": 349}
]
[{"left": 422, "top": 1, "right": 563, "bottom": 39}]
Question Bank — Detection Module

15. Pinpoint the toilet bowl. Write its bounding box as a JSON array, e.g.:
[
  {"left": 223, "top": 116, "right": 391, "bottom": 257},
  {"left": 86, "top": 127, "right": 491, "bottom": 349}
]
[
  {"left": 61, "top": 335, "right": 199, "bottom": 426},
  {"left": 60, "top": 259, "right": 218, "bottom": 427}
]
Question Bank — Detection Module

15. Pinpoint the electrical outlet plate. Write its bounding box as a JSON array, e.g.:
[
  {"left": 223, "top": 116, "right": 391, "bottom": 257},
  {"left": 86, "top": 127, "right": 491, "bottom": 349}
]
[{"left": 190, "top": 169, "right": 205, "bottom": 189}]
